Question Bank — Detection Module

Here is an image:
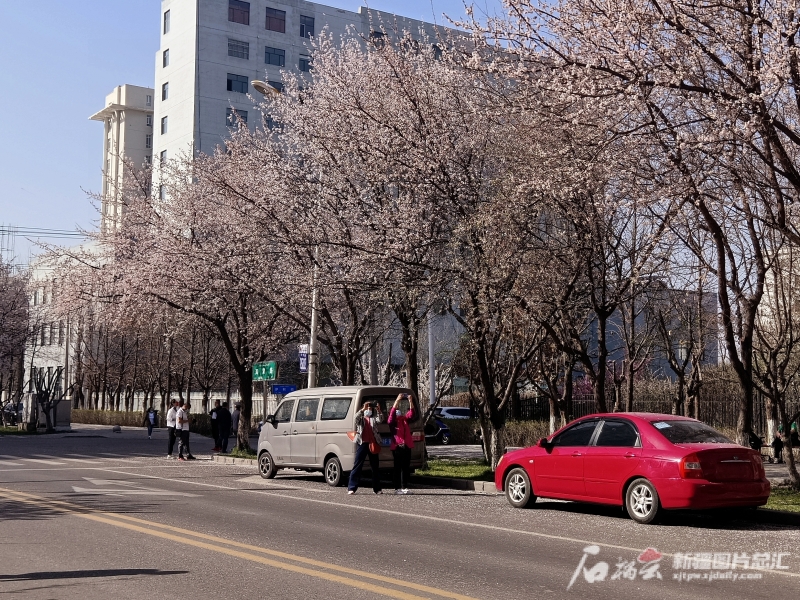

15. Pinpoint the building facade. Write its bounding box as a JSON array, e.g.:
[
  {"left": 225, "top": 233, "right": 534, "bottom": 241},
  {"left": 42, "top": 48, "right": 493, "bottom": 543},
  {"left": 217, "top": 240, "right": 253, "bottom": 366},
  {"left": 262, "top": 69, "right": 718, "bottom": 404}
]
[
  {"left": 90, "top": 84, "right": 155, "bottom": 231},
  {"left": 151, "top": 0, "right": 442, "bottom": 164}
]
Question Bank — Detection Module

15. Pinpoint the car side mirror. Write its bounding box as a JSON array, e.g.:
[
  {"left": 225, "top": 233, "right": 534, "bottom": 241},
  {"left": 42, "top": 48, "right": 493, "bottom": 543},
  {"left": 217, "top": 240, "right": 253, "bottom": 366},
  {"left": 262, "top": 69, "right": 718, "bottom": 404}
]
[
  {"left": 266, "top": 415, "right": 277, "bottom": 427},
  {"left": 537, "top": 437, "right": 551, "bottom": 450}
]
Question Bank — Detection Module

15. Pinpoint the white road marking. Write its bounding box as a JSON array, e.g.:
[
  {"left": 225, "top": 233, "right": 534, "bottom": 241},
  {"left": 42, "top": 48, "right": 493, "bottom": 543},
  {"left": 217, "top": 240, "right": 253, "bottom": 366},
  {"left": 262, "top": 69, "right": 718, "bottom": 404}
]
[
  {"left": 71, "top": 477, "right": 199, "bottom": 497},
  {"left": 100, "top": 467, "right": 800, "bottom": 580},
  {"left": 33, "top": 454, "right": 95, "bottom": 464},
  {"left": 235, "top": 475, "right": 334, "bottom": 493},
  {"left": 0, "top": 455, "right": 64, "bottom": 465},
  {"left": 0, "top": 456, "right": 23, "bottom": 466}
]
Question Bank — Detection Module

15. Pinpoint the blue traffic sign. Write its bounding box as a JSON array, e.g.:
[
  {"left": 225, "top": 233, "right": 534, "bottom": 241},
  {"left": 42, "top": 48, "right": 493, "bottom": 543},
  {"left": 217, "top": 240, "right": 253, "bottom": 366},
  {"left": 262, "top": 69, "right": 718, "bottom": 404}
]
[{"left": 272, "top": 384, "right": 298, "bottom": 396}]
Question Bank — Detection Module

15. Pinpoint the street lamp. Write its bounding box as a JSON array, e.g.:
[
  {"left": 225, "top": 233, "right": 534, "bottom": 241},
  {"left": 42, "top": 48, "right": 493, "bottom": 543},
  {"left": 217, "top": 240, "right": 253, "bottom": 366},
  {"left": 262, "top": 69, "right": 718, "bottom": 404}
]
[{"left": 252, "top": 80, "right": 319, "bottom": 389}]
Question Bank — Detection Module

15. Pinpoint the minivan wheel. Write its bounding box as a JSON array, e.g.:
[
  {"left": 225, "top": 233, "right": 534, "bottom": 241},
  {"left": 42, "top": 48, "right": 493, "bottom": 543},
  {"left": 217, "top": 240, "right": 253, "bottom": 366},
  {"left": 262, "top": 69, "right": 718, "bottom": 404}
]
[
  {"left": 258, "top": 451, "right": 277, "bottom": 479},
  {"left": 440, "top": 432, "right": 452, "bottom": 445},
  {"left": 625, "top": 478, "right": 660, "bottom": 524},
  {"left": 324, "top": 456, "right": 343, "bottom": 487},
  {"left": 505, "top": 467, "right": 536, "bottom": 508}
]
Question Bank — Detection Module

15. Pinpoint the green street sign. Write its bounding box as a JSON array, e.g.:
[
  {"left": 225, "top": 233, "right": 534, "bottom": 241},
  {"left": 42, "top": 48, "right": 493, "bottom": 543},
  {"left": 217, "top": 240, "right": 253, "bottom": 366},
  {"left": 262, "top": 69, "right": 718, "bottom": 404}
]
[{"left": 253, "top": 361, "right": 277, "bottom": 382}]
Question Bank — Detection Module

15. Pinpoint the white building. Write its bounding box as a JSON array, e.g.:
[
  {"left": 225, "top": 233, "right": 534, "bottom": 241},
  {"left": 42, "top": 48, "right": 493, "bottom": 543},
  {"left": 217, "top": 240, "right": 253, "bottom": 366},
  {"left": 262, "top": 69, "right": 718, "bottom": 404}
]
[
  {"left": 152, "top": 0, "right": 443, "bottom": 164},
  {"left": 90, "top": 84, "right": 155, "bottom": 231}
]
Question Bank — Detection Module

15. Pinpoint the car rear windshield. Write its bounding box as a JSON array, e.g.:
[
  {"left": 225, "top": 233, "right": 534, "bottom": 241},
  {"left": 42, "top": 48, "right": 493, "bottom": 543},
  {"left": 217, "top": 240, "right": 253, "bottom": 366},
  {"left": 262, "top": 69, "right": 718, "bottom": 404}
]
[{"left": 651, "top": 420, "right": 733, "bottom": 444}]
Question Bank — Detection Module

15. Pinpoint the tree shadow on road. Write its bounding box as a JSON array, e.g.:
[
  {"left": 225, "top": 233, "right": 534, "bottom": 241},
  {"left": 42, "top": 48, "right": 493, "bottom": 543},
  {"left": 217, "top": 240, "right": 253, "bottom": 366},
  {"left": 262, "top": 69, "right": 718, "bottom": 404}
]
[
  {"left": 531, "top": 500, "right": 800, "bottom": 531},
  {"left": 0, "top": 568, "right": 187, "bottom": 582}
]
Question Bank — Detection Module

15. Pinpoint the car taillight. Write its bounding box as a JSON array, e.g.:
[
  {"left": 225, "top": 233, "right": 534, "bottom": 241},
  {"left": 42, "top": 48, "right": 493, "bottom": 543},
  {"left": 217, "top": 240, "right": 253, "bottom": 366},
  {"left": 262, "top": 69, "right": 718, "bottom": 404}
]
[
  {"left": 679, "top": 453, "right": 704, "bottom": 479},
  {"left": 412, "top": 431, "right": 424, "bottom": 442}
]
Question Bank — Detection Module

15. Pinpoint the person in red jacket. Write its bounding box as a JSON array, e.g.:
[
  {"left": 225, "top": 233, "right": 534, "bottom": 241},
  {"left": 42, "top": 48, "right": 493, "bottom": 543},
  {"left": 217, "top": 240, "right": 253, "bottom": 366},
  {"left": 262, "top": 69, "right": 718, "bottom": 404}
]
[{"left": 387, "top": 394, "right": 415, "bottom": 495}]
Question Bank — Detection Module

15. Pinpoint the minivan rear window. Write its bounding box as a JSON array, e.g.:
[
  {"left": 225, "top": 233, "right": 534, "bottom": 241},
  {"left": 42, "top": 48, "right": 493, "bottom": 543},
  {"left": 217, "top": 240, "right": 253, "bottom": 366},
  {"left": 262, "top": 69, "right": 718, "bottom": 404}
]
[
  {"left": 320, "top": 397, "right": 351, "bottom": 420},
  {"left": 651, "top": 420, "right": 733, "bottom": 444}
]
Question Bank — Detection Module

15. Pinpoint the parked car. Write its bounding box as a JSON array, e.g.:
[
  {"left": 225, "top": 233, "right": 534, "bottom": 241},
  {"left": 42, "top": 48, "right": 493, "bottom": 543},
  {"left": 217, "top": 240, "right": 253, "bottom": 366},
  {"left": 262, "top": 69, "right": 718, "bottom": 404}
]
[
  {"left": 257, "top": 386, "right": 425, "bottom": 486},
  {"left": 424, "top": 417, "right": 452, "bottom": 445},
  {"left": 435, "top": 407, "right": 472, "bottom": 420},
  {"left": 495, "top": 413, "right": 769, "bottom": 524},
  {"left": 2, "top": 402, "right": 22, "bottom": 426}
]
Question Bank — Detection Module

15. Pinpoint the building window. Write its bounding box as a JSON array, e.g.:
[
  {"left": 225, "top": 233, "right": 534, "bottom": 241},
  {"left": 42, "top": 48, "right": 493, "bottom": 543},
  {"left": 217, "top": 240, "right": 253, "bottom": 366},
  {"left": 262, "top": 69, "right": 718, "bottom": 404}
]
[
  {"left": 58, "top": 321, "right": 65, "bottom": 346},
  {"left": 228, "top": 38, "right": 249, "bottom": 59},
  {"left": 160, "top": 150, "right": 167, "bottom": 164},
  {"left": 146, "top": 95, "right": 152, "bottom": 106},
  {"left": 146, "top": 114, "right": 152, "bottom": 127},
  {"left": 268, "top": 80, "right": 283, "bottom": 93},
  {"left": 370, "top": 31, "right": 386, "bottom": 49},
  {"left": 159, "top": 185, "right": 167, "bottom": 200},
  {"left": 163, "top": 49, "right": 170, "bottom": 67},
  {"left": 228, "top": 0, "right": 250, "bottom": 25},
  {"left": 163, "top": 10, "right": 170, "bottom": 34},
  {"left": 227, "top": 73, "right": 248, "bottom": 93},
  {"left": 226, "top": 108, "right": 248, "bottom": 127},
  {"left": 145, "top": 134, "right": 152, "bottom": 148},
  {"left": 300, "top": 15, "right": 314, "bottom": 38},
  {"left": 40, "top": 324, "right": 46, "bottom": 347},
  {"left": 299, "top": 55, "right": 312, "bottom": 72},
  {"left": 161, "top": 116, "right": 168, "bottom": 134},
  {"left": 145, "top": 155, "right": 152, "bottom": 165},
  {"left": 49, "top": 322, "right": 56, "bottom": 346},
  {"left": 265, "top": 7, "right": 286, "bottom": 33},
  {"left": 162, "top": 82, "right": 169, "bottom": 100},
  {"left": 265, "top": 46, "right": 285, "bottom": 67}
]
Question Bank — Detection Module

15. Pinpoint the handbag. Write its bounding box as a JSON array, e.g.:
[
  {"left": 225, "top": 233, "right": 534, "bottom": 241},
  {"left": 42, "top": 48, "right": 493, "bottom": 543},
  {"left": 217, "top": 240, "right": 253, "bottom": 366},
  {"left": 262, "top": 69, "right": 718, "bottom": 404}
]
[{"left": 368, "top": 441, "right": 381, "bottom": 454}]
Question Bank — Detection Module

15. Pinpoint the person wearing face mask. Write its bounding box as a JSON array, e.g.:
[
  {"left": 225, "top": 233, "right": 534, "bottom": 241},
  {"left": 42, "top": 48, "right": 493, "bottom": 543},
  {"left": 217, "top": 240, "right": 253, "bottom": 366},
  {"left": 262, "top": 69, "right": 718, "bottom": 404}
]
[
  {"left": 388, "top": 394, "right": 416, "bottom": 495},
  {"left": 347, "top": 402, "right": 384, "bottom": 495}
]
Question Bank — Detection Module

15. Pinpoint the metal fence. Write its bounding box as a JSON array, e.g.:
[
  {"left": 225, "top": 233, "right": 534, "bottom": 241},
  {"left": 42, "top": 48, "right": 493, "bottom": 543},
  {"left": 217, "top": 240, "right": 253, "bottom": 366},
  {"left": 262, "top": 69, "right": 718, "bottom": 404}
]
[{"left": 503, "top": 393, "right": 800, "bottom": 435}]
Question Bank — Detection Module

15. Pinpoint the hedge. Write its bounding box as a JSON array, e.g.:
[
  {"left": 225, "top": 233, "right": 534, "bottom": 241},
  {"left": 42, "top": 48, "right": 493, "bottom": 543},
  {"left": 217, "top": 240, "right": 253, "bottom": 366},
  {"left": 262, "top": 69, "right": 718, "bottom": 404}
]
[
  {"left": 440, "top": 418, "right": 550, "bottom": 448},
  {"left": 71, "top": 409, "right": 213, "bottom": 436}
]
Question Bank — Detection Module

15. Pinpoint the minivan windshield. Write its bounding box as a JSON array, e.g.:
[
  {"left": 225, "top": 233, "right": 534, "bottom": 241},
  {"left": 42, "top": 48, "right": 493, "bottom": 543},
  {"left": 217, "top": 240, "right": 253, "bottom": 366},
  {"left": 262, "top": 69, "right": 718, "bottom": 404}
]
[{"left": 651, "top": 420, "right": 733, "bottom": 444}]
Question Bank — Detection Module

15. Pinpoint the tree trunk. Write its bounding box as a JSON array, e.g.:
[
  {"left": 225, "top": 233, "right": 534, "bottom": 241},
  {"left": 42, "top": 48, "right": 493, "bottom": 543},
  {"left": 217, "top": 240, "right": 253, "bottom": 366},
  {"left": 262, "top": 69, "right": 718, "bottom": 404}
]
[
  {"left": 594, "top": 315, "right": 609, "bottom": 413},
  {"left": 236, "top": 368, "right": 253, "bottom": 451}
]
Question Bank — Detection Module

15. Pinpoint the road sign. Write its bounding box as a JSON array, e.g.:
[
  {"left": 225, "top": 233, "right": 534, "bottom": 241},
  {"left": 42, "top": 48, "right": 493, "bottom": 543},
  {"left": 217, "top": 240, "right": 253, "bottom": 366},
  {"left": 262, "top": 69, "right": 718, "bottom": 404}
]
[
  {"left": 253, "top": 361, "right": 277, "bottom": 382},
  {"left": 272, "top": 384, "right": 298, "bottom": 396},
  {"left": 298, "top": 344, "right": 309, "bottom": 373}
]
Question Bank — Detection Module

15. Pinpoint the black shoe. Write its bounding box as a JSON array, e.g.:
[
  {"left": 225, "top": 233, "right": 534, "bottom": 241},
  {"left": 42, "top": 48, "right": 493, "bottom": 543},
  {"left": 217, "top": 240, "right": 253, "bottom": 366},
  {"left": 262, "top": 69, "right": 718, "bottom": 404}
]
[{"left": 187, "top": 455, "right": 196, "bottom": 460}]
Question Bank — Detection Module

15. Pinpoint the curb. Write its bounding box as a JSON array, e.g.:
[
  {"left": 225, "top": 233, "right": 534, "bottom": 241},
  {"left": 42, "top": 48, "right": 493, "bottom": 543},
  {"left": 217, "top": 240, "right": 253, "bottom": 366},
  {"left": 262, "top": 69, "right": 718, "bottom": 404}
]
[{"left": 210, "top": 455, "right": 499, "bottom": 493}]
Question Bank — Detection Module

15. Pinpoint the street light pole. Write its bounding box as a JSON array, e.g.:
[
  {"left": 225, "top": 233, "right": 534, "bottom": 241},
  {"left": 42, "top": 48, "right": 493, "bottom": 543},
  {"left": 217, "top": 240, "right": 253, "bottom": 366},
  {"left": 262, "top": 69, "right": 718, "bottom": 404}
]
[
  {"left": 252, "top": 80, "right": 319, "bottom": 388},
  {"left": 308, "top": 256, "right": 319, "bottom": 388}
]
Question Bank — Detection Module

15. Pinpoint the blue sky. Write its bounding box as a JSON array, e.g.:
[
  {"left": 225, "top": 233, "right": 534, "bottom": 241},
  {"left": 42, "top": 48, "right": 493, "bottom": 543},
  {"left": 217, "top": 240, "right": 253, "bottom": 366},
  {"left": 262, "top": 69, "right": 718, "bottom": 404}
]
[{"left": 0, "top": 0, "right": 501, "bottom": 263}]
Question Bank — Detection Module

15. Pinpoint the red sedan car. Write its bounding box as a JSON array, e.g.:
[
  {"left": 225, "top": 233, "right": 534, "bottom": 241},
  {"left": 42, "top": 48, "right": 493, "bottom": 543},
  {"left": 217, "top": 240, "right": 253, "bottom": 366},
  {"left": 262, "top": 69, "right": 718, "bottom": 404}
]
[{"left": 495, "top": 413, "right": 769, "bottom": 523}]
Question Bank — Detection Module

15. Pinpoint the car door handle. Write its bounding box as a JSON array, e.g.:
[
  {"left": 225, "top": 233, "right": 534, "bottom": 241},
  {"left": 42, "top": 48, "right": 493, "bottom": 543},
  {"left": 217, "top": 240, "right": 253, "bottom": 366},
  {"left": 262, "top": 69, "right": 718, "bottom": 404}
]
[
  {"left": 282, "top": 431, "right": 289, "bottom": 436},
  {"left": 625, "top": 453, "right": 638, "bottom": 458},
  {"left": 292, "top": 430, "right": 298, "bottom": 435},
  {"left": 571, "top": 452, "right": 582, "bottom": 457}
]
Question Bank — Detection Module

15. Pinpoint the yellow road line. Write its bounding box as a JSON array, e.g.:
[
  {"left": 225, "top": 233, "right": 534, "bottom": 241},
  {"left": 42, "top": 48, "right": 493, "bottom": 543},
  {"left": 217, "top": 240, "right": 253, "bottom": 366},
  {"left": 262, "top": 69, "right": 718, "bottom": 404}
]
[{"left": 0, "top": 487, "right": 478, "bottom": 600}]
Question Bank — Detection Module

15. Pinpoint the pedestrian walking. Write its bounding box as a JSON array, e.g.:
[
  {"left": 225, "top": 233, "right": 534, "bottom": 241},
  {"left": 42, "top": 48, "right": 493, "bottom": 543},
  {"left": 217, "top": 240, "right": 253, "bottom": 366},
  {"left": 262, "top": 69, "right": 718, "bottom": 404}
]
[
  {"left": 210, "top": 400, "right": 221, "bottom": 452},
  {"left": 231, "top": 403, "right": 241, "bottom": 442},
  {"left": 177, "top": 401, "right": 196, "bottom": 461},
  {"left": 347, "top": 401, "right": 383, "bottom": 495},
  {"left": 217, "top": 402, "right": 232, "bottom": 453},
  {"left": 166, "top": 399, "right": 179, "bottom": 459},
  {"left": 388, "top": 394, "right": 415, "bottom": 495},
  {"left": 772, "top": 430, "right": 785, "bottom": 464},
  {"left": 143, "top": 407, "right": 157, "bottom": 439}
]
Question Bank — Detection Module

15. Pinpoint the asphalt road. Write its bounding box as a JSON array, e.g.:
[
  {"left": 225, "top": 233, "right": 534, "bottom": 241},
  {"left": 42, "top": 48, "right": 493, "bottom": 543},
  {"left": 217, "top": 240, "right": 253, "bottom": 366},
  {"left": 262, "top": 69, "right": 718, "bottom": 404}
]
[{"left": 0, "top": 426, "right": 798, "bottom": 600}]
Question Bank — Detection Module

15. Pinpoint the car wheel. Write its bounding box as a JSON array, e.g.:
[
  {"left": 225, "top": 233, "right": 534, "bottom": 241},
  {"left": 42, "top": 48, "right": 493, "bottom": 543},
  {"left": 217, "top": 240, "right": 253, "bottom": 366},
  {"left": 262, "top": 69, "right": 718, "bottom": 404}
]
[
  {"left": 625, "top": 478, "right": 660, "bottom": 524},
  {"left": 325, "top": 456, "right": 344, "bottom": 487},
  {"left": 505, "top": 467, "right": 536, "bottom": 508},
  {"left": 441, "top": 432, "right": 452, "bottom": 445},
  {"left": 258, "top": 451, "right": 277, "bottom": 479}
]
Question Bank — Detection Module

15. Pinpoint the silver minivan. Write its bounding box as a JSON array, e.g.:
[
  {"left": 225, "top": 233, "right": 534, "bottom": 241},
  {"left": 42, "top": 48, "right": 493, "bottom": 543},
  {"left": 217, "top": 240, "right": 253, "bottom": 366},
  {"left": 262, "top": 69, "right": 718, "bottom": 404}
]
[{"left": 257, "top": 386, "right": 425, "bottom": 486}]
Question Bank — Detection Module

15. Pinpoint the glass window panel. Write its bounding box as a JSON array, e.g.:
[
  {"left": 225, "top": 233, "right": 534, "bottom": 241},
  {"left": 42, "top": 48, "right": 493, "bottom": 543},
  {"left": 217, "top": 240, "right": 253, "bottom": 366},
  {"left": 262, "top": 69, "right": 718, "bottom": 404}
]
[{"left": 295, "top": 398, "right": 320, "bottom": 422}]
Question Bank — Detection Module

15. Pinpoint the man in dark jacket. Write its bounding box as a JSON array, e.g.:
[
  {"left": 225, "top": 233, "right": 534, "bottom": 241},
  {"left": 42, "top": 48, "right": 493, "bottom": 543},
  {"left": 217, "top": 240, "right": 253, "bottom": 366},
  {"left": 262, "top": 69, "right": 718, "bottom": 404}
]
[
  {"left": 231, "top": 403, "right": 241, "bottom": 445},
  {"left": 216, "top": 402, "right": 233, "bottom": 453},
  {"left": 210, "top": 400, "right": 221, "bottom": 452}
]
